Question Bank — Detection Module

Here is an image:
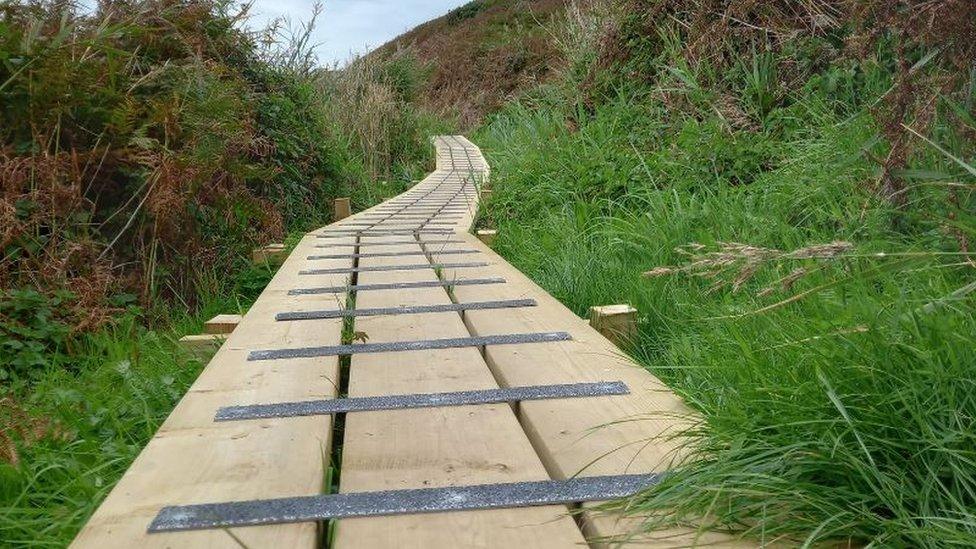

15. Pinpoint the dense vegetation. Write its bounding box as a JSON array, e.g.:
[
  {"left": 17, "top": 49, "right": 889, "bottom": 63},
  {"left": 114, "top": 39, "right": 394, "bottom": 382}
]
[
  {"left": 3, "top": 0, "right": 974, "bottom": 546},
  {"left": 0, "top": 0, "right": 443, "bottom": 544},
  {"left": 474, "top": 0, "right": 975, "bottom": 546}
]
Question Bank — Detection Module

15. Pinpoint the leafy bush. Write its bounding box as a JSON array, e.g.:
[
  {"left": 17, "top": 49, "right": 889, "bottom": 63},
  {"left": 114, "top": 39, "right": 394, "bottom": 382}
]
[
  {"left": 0, "top": 0, "right": 439, "bottom": 330},
  {"left": 0, "top": 290, "right": 71, "bottom": 386}
]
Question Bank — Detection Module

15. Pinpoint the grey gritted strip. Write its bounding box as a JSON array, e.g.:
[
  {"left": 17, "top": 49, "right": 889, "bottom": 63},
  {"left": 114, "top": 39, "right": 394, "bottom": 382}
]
[
  {"left": 388, "top": 196, "right": 469, "bottom": 201},
  {"left": 274, "top": 298, "right": 535, "bottom": 321},
  {"left": 372, "top": 210, "right": 467, "bottom": 215},
  {"left": 313, "top": 239, "right": 464, "bottom": 248},
  {"left": 319, "top": 228, "right": 454, "bottom": 234},
  {"left": 385, "top": 202, "right": 458, "bottom": 206},
  {"left": 375, "top": 204, "right": 468, "bottom": 208},
  {"left": 361, "top": 214, "right": 462, "bottom": 218},
  {"left": 248, "top": 331, "right": 571, "bottom": 360},
  {"left": 316, "top": 230, "right": 454, "bottom": 238},
  {"left": 307, "top": 250, "right": 477, "bottom": 260},
  {"left": 148, "top": 473, "right": 661, "bottom": 532},
  {"left": 360, "top": 214, "right": 462, "bottom": 219},
  {"left": 374, "top": 208, "right": 468, "bottom": 212},
  {"left": 354, "top": 226, "right": 440, "bottom": 231},
  {"left": 287, "top": 277, "right": 506, "bottom": 295},
  {"left": 214, "top": 381, "right": 629, "bottom": 421},
  {"left": 299, "top": 262, "right": 487, "bottom": 275},
  {"left": 388, "top": 200, "right": 469, "bottom": 205}
]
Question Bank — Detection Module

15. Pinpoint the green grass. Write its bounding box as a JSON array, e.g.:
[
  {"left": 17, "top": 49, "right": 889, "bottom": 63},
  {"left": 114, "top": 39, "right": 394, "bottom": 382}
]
[
  {"left": 0, "top": 258, "right": 280, "bottom": 547},
  {"left": 0, "top": 314, "right": 206, "bottom": 546},
  {"left": 474, "top": 47, "right": 976, "bottom": 547}
]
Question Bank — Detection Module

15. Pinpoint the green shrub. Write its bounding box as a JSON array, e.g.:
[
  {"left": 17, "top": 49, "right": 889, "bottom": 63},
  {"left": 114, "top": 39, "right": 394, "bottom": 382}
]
[
  {"left": 446, "top": 1, "right": 487, "bottom": 25},
  {"left": 0, "top": 3, "right": 447, "bottom": 543},
  {"left": 0, "top": 290, "right": 72, "bottom": 386},
  {"left": 0, "top": 0, "right": 440, "bottom": 328}
]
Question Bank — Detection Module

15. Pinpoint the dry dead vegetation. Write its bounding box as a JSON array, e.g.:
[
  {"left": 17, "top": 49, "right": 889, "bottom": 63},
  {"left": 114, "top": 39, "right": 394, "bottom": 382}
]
[
  {"left": 1, "top": 0, "right": 441, "bottom": 350},
  {"left": 1, "top": 1, "right": 298, "bottom": 330}
]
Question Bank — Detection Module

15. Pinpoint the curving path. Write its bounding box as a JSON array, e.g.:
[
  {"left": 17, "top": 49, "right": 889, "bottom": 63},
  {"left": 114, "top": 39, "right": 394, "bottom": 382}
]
[{"left": 72, "top": 136, "right": 741, "bottom": 548}]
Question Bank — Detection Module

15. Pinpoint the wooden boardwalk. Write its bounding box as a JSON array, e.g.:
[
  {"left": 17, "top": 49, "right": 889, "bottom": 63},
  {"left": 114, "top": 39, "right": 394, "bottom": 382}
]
[{"left": 72, "top": 136, "right": 739, "bottom": 548}]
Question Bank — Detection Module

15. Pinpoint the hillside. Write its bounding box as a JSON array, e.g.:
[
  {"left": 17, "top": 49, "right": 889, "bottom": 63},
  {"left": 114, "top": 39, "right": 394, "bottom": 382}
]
[
  {"left": 372, "top": 0, "right": 569, "bottom": 127},
  {"left": 2, "top": 0, "right": 975, "bottom": 547},
  {"left": 468, "top": 1, "right": 976, "bottom": 546}
]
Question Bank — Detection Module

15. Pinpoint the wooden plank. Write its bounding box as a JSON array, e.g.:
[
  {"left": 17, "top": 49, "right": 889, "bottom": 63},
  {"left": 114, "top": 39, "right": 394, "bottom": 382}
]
[
  {"left": 71, "top": 234, "right": 354, "bottom": 548},
  {"left": 252, "top": 243, "right": 287, "bottom": 264},
  {"left": 334, "top": 197, "right": 352, "bottom": 220},
  {"left": 177, "top": 333, "right": 225, "bottom": 359},
  {"left": 431, "top": 234, "right": 750, "bottom": 546},
  {"left": 477, "top": 229, "right": 497, "bottom": 246},
  {"left": 588, "top": 304, "right": 638, "bottom": 347},
  {"left": 203, "top": 313, "right": 243, "bottom": 334},
  {"left": 332, "top": 235, "right": 586, "bottom": 547}
]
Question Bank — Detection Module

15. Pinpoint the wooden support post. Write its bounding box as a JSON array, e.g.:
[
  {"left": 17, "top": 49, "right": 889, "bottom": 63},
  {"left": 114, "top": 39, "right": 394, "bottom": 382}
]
[
  {"left": 476, "top": 229, "right": 497, "bottom": 247},
  {"left": 203, "top": 314, "right": 243, "bottom": 335},
  {"left": 252, "top": 243, "right": 286, "bottom": 264},
  {"left": 333, "top": 197, "right": 351, "bottom": 220},
  {"left": 479, "top": 188, "right": 492, "bottom": 202},
  {"left": 177, "top": 334, "right": 226, "bottom": 359},
  {"left": 588, "top": 304, "right": 638, "bottom": 347}
]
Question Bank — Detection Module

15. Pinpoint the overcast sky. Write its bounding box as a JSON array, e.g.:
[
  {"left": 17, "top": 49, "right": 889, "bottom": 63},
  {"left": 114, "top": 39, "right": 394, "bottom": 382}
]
[{"left": 247, "top": 0, "right": 471, "bottom": 66}]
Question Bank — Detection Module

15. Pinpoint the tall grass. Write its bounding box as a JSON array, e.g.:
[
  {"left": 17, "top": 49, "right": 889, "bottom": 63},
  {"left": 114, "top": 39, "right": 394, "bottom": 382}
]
[
  {"left": 318, "top": 50, "right": 451, "bottom": 207},
  {"left": 475, "top": 2, "right": 975, "bottom": 545}
]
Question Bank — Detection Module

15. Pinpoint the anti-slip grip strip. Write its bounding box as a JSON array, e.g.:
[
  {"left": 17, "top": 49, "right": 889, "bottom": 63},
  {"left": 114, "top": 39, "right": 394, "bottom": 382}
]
[
  {"left": 307, "top": 249, "right": 477, "bottom": 260},
  {"left": 148, "top": 473, "right": 661, "bottom": 532},
  {"left": 287, "top": 277, "right": 506, "bottom": 295},
  {"left": 214, "top": 381, "right": 628, "bottom": 421},
  {"left": 247, "top": 331, "right": 571, "bottom": 360},
  {"left": 274, "top": 298, "right": 535, "bottom": 321},
  {"left": 298, "top": 262, "right": 487, "bottom": 275}
]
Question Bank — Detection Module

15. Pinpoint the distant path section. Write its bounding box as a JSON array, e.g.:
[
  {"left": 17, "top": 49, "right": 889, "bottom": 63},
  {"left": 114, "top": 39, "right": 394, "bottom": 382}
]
[{"left": 72, "top": 136, "right": 744, "bottom": 548}]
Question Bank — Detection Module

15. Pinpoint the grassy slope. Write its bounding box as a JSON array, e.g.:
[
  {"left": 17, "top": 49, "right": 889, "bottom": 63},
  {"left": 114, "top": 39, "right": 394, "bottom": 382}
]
[
  {"left": 372, "top": 0, "right": 569, "bottom": 128},
  {"left": 478, "top": 99, "right": 976, "bottom": 546},
  {"left": 472, "top": 4, "right": 976, "bottom": 547}
]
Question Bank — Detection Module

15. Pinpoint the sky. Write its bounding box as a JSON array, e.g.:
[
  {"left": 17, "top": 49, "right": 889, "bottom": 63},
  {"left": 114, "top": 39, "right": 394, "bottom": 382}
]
[{"left": 246, "top": 0, "right": 472, "bottom": 66}]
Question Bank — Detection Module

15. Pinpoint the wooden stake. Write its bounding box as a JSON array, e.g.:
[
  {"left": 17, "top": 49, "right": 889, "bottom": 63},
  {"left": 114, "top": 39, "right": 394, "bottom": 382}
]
[
  {"left": 203, "top": 314, "right": 243, "bottom": 335},
  {"left": 252, "top": 243, "right": 286, "bottom": 264},
  {"left": 177, "top": 334, "right": 226, "bottom": 359},
  {"left": 334, "top": 197, "right": 351, "bottom": 220},
  {"left": 588, "top": 304, "right": 637, "bottom": 347},
  {"left": 476, "top": 229, "right": 497, "bottom": 247}
]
